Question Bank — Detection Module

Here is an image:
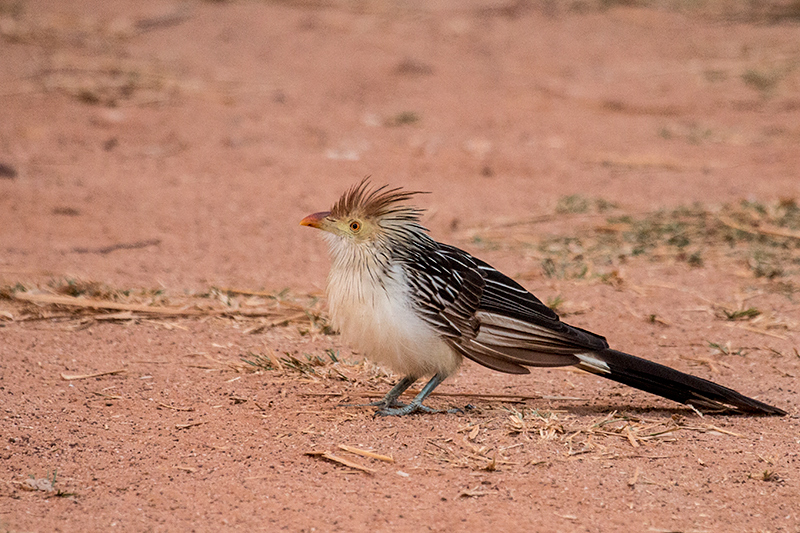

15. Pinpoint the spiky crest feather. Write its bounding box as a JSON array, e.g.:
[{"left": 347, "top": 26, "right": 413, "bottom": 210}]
[{"left": 330, "top": 178, "right": 427, "bottom": 225}]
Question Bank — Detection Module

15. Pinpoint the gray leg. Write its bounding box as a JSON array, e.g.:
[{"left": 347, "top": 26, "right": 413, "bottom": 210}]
[
  {"left": 344, "top": 376, "right": 417, "bottom": 409},
  {"left": 372, "top": 376, "right": 417, "bottom": 408},
  {"left": 376, "top": 374, "right": 460, "bottom": 417}
]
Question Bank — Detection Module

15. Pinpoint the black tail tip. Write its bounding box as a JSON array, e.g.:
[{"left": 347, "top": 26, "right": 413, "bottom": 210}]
[{"left": 688, "top": 398, "right": 787, "bottom": 417}]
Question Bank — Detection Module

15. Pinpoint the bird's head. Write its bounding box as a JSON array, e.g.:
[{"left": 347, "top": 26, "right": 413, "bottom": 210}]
[{"left": 300, "top": 179, "right": 431, "bottom": 249}]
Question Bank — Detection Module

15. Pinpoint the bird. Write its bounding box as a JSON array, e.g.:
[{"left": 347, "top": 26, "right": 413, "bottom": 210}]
[{"left": 300, "top": 179, "right": 786, "bottom": 417}]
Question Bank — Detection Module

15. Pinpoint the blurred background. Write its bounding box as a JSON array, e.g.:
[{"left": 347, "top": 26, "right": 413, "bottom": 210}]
[{"left": 1, "top": 0, "right": 799, "bottom": 292}]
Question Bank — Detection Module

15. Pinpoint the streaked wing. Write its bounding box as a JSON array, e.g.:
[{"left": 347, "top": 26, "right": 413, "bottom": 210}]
[
  {"left": 405, "top": 244, "right": 609, "bottom": 373},
  {"left": 402, "top": 245, "right": 484, "bottom": 340},
  {"left": 473, "top": 257, "right": 609, "bottom": 354}
]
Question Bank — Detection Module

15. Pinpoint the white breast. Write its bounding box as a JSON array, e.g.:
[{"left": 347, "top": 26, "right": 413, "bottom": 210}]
[{"left": 325, "top": 251, "right": 461, "bottom": 379}]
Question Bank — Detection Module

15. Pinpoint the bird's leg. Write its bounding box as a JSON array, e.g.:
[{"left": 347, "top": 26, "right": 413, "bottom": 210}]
[
  {"left": 375, "top": 376, "right": 417, "bottom": 408},
  {"left": 343, "top": 376, "right": 417, "bottom": 409},
  {"left": 376, "top": 373, "right": 460, "bottom": 417}
]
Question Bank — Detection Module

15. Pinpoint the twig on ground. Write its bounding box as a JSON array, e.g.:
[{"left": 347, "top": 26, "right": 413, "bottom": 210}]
[
  {"left": 158, "top": 402, "right": 194, "bottom": 412},
  {"left": 71, "top": 239, "right": 161, "bottom": 255},
  {"left": 718, "top": 214, "right": 800, "bottom": 241},
  {"left": 14, "top": 292, "right": 202, "bottom": 316},
  {"left": 305, "top": 451, "right": 376, "bottom": 474},
  {"left": 338, "top": 444, "right": 394, "bottom": 463},
  {"left": 175, "top": 421, "right": 204, "bottom": 430},
  {"left": 61, "top": 369, "right": 126, "bottom": 380}
]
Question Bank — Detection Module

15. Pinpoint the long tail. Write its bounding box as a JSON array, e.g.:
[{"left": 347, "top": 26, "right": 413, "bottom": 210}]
[{"left": 576, "top": 349, "right": 785, "bottom": 415}]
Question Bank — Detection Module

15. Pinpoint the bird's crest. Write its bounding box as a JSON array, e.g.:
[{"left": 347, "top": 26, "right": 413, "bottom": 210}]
[{"left": 331, "top": 178, "right": 427, "bottom": 223}]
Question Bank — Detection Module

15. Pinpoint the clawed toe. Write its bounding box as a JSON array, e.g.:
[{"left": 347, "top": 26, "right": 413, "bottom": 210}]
[
  {"left": 375, "top": 402, "right": 461, "bottom": 417},
  {"left": 342, "top": 399, "right": 407, "bottom": 409}
]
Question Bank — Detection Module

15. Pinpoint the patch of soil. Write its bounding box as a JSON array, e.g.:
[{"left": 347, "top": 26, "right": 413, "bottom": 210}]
[{"left": 1, "top": 1, "right": 798, "bottom": 531}]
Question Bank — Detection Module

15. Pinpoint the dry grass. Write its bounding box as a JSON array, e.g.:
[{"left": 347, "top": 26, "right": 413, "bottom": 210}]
[
  {"left": 469, "top": 198, "right": 800, "bottom": 289},
  {"left": 415, "top": 406, "right": 758, "bottom": 474},
  {"left": 0, "top": 281, "right": 329, "bottom": 329}
]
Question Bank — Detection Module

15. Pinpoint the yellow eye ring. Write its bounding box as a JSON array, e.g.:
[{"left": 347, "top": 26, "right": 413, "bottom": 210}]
[{"left": 349, "top": 221, "right": 361, "bottom": 232}]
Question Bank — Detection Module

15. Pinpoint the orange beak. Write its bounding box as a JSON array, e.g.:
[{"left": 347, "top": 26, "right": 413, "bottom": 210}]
[{"left": 300, "top": 211, "right": 331, "bottom": 229}]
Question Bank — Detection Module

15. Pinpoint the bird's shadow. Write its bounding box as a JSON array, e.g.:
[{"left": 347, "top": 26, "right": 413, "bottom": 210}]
[
  {"left": 462, "top": 400, "right": 767, "bottom": 418},
  {"left": 338, "top": 399, "right": 776, "bottom": 418}
]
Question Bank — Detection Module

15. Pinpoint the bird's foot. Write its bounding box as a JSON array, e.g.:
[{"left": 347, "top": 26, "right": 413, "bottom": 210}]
[
  {"left": 375, "top": 401, "right": 462, "bottom": 417},
  {"left": 342, "top": 399, "right": 407, "bottom": 409}
]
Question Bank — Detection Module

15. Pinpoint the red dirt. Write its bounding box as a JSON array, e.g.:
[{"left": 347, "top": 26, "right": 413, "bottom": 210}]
[{"left": 1, "top": 1, "right": 799, "bottom": 531}]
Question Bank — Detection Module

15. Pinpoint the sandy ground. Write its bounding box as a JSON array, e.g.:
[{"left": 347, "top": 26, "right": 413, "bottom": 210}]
[{"left": 1, "top": 1, "right": 800, "bottom": 531}]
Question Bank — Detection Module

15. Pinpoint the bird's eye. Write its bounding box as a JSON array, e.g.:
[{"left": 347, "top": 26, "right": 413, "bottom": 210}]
[{"left": 349, "top": 221, "right": 361, "bottom": 232}]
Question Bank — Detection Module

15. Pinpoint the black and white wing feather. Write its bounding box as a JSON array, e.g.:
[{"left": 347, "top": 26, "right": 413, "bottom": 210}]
[
  {"left": 402, "top": 242, "right": 785, "bottom": 415},
  {"left": 403, "top": 244, "right": 607, "bottom": 373},
  {"left": 402, "top": 245, "right": 483, "bottom": 341}
]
